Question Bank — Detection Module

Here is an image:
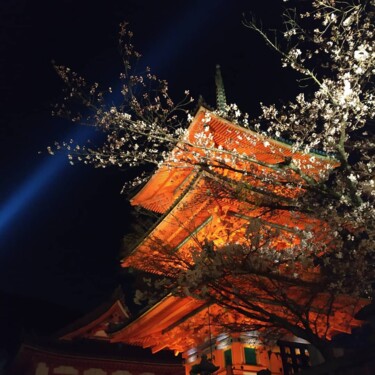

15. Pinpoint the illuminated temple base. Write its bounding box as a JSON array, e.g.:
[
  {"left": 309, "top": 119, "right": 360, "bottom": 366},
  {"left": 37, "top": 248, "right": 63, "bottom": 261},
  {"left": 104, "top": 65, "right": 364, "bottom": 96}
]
[{"left": 183, "top": 335, "right": 284, "bottom": 375}]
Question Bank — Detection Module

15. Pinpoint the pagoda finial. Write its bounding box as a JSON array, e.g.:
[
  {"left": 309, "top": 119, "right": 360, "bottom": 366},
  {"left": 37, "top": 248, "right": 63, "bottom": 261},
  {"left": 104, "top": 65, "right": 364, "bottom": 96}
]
[{"left": 215, "top": 65, "right": 227, "bottom": 112}]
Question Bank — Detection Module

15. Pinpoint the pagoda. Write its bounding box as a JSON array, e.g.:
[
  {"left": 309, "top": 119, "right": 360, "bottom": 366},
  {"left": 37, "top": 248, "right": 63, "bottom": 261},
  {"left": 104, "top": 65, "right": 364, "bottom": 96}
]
[{"left": 111, "top": 68, "right": 365, "bottom": 375}]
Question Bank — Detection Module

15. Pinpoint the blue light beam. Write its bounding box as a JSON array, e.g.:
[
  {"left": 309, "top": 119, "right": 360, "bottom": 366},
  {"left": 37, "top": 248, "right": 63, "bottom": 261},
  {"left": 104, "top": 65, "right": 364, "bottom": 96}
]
[
  {"left": 0, "top": 0, "right": 226, "bottom": 244},
  {"left": 0, "top": 125, "right": 95, "bottom": 241}
]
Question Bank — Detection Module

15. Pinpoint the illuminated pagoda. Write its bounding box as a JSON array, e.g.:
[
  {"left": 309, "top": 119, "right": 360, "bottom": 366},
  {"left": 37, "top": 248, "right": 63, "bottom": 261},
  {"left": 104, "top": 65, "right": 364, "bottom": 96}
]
[{"left": 110, "top": 68, "right": 365, "bottom": 375}]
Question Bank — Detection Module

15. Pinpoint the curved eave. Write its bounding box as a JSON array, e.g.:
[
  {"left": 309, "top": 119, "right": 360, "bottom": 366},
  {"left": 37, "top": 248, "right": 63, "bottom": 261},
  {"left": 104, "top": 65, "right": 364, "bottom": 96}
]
[
  {"left": 59, "top": 299, "right": 130, "bottom": 341},
  {"left": 121, "top": 172, "right": 204, "bottom": 268},
  {"left": 110, "top": 294, "right": 206, "bottom": 347}
]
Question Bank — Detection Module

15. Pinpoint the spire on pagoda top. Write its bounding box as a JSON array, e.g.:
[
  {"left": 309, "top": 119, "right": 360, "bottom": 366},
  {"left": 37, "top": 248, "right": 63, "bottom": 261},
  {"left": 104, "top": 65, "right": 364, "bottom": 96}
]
[{"left": 215, "top": 65, "right": 227, "bottom": 112}]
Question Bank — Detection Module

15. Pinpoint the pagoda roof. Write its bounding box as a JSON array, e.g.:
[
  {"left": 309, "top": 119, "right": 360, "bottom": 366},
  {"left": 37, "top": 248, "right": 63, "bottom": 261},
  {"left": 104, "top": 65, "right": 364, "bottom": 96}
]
[
  {"left": 121, "top": 168, "right": 327, "bottom": 273},
  {"left": 131, "top": 107, "right": 338, "bottom": 214},
  {"left": 110, "top": 294, "right": 208, "bottom": 353},
  {"left": 109, "top": 293, "right": 365, "bottom": 354}
]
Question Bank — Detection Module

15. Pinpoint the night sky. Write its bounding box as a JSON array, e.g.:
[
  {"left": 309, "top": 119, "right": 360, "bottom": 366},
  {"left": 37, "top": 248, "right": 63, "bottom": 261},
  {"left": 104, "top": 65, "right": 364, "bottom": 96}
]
[{"left": 0, "top": 0, "right": 299, "bottom": 341}]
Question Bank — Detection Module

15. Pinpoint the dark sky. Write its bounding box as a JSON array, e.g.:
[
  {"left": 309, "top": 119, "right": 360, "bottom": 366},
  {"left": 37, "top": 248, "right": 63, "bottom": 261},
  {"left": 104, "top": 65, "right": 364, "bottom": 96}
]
[{"left": 0, "top": 0, "right": 298, "bottom": 332}]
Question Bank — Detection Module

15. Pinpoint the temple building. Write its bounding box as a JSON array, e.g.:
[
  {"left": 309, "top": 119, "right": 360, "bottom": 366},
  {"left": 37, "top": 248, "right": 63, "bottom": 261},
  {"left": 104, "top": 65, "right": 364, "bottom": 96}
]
[
  {"left": 11, "top": 340, "right": 184, "bottom": 375},
  {"left": 110, "top": 99, "right": 365, "bottom": 374},
  {"left": 9, "top": 289, "right": 184, "bottom": 375}
]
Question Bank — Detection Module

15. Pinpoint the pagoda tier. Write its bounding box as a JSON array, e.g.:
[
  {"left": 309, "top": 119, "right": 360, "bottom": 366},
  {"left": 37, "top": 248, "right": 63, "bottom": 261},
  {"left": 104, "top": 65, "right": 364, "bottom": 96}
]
[
  {"left": 130, "top": 107, "right": 338, "bottom": 214},
  {"left": 122, "top": 171, "right": 327, "bottom": 275},
  {"left": 110, "top": 295, "right": 207, "bottom": 353},
  {"left": 109, "top": 295, "right": 363, "bottom": 354}
]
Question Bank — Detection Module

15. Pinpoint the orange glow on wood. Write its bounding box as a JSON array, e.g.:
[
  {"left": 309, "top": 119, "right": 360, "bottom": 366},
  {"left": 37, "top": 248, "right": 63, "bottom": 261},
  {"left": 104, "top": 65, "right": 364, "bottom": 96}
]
[{"left": 118, "top": 108, "right": 363, "bottom": 355}]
